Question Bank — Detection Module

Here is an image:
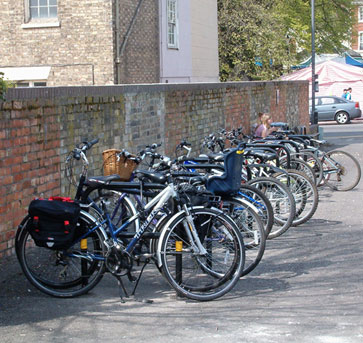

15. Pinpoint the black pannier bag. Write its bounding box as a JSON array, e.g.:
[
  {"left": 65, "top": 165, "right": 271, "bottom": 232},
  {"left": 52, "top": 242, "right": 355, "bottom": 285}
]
[{"left": 28, "top": 198, "right": 81, "bottom": 250}]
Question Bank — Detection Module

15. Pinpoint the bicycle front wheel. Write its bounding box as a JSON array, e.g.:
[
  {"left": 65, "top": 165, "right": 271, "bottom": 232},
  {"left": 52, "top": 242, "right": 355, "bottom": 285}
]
[
  {"left": 273, "top": 169, "right": 319, "bottom": 226},
  {"left": 222, "top": 198, "right": 266, "bottom": 276},
  {"left": 159, "top": 208, "right": 245, "bottom": 301},
  {"left": 322, "top": 150, "right": 361, "bottom": 191},
  {"left": 247, "top": 177, "right": 296, "bottom": 239},
  {"left": 238, "top": 184, "right": 274, "bottom": 237},
  {"left": 16, "top": 212, "right": 106, "bottom": 298}
]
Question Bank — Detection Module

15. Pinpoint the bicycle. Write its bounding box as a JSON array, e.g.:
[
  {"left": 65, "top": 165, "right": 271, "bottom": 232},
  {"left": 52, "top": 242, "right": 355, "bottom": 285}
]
[{"left": 16, "top": 140, "right": 246, "bottom": 301}]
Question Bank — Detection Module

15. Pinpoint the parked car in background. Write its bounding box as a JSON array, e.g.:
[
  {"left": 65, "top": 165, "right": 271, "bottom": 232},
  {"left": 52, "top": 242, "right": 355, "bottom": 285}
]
[{"left": 309, "top": 95, "right": 361, "bottom": 124}]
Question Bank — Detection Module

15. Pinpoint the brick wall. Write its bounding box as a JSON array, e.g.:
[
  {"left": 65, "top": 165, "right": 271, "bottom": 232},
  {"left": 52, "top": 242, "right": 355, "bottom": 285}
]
[
  {"left": 352, "top": 5, "right": 363, "bottom": 51},
  {"left": 117, "top": 0, "right": 160, "bottom": 84},
  {"left": 0, "top": 0, "right": 159, "bottom": 86},
  {"left": 0, "top": 80, "right": 309, "bottom": 257}
]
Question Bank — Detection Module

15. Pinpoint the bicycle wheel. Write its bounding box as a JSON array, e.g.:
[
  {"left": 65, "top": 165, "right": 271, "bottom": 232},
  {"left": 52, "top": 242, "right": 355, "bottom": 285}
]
[
  {"left": 16, "top": 212, "right": 106, "bottom": 297},
  {"left": 238, "top": 184, "right": 274, "bottom": 236},
  {"left": 92, "top": 191, "right": 138, "bottom": 233},
  {"left": 281, "top": 156, "right": 316, "bottom": 184},
  {"left": 222, "top": 198, "right": 266, "bottom": 276},
  {"left": 280, "top": 152, "right": 323, "bottom": 186},
  {"left": 159, "top": 207, "right": 245, "bottom": 301},
  {"left": 273, "top": 169, "right": 319, "bottom": 226},
  {"left": 246, "top": 177, "right": 296, "bottom": 239},
  {"left": 322, "top": 150, "right": 361, "bottom": 191}
]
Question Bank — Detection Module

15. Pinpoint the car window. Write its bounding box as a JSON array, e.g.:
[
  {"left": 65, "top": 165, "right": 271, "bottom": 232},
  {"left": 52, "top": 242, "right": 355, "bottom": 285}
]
[
  {"left": 320, "top": 98, "right": 335, "bottom": 105},
  {"left": 335, "top": 98, "right": 345, "bottom": 103}
]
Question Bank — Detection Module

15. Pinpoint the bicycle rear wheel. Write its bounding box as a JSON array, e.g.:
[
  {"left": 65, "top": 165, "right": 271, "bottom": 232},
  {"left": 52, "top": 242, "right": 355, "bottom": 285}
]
[
  {"left": 222, "top": 198, "right": 266, "bottom": 276},
  {"left": 238, "top": 184, "right": 274, "bottom": 236},
  {"left": 16, "top": 212, "right": 106, "bottom": 297},
  {"left": 322, "top": 150, "right": 361, "bottom": 191},
  {"left": 246, "top": 177, "right": 296, "bottom": 239},
  {"left": 92, "top": 191, "right": 138, "bottom": 233},
  {"left": 273, "top": 169, "right": 319, "bottom": 226},
  {"left": 159, "top": 207, "right": 245, "bottom": 301}
]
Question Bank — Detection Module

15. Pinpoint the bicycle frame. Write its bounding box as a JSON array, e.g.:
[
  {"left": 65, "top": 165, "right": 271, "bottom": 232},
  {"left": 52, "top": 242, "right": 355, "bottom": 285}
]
[{"left": 73, "top": 181, "right": 208, "bottom": 268}]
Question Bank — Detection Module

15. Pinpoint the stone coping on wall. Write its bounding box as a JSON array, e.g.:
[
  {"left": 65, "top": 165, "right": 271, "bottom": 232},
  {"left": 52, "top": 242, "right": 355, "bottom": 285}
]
[{"left": 4, "top": 80, "right": 308, "bottom": 101}]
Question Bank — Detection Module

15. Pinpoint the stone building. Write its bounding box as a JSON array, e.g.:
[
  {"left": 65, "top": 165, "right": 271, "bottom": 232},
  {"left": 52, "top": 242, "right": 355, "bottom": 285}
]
[{"left": 0, "top": 0, "right": 219, "bottom": 86}]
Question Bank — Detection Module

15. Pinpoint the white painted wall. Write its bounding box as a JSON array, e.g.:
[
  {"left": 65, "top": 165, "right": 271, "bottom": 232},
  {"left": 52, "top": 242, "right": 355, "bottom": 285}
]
[
  {"left": 159, "top": 0, "right": 219, "bottom": 83},
  {"left": 190, "top": 0, "right": 219, "bottom": 82},
  {"left": 159, "top": 0, "right": 192, "bottom": 83}
]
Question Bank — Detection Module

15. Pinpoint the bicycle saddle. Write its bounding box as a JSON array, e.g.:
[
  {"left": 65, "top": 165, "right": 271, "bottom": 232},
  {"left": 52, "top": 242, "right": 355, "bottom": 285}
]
[
  {"left": 86, "top": 174, "right": 123, "bottom": 186},
  {"left": 134, "top": 170, "right": 167, "bottom": 184}
]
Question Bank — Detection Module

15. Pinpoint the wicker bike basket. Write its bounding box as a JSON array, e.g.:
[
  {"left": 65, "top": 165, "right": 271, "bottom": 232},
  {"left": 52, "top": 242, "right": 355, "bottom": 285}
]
[{"left": 102, "top": 149, "right": 138, "bottom": 181}]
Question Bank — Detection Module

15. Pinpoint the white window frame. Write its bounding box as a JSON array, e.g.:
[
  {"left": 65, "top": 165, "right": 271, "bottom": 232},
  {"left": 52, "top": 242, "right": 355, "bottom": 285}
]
[
  {"left": 16, "top": 81, "right": 47, "bottom": 88},
  {"left": 167, "top": 0, "right": 179, "bottom": 49},
  {"left": 359, "top": 31, "right": 363, "bottom": 51},
  {"left": 359, "top": 6, "right": 363, "bottom": 22},
  {"left": 23, "top": 0, "right": 59, "bottom": 28}
]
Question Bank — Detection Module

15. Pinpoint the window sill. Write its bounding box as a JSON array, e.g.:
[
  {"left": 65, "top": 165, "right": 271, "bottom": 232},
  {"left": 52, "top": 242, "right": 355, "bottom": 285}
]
[{"left": 21, "top": 21, "right": 60, "bottom": 29}]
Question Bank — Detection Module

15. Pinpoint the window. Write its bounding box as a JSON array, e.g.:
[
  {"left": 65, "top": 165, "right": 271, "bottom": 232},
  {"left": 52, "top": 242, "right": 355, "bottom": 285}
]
[
  {"left": 359, "top": 7, "right": 363, "bottom": 22},
  {"left": 29, "top": 0, "right": 57, "bottom": 19},
  {"left": 359, "top": 32, "right": 363, "bottom": 51},
  {"left": 16, "top": 81, "right": 47, "bottom": 87},
  {"left": 320, "top": 98, "right": 335, "bottom": 105},
  {"left": 167, "top": 0, "right": 178, "bottom": 49},
  {"left": 23, "top": 0, "right": 59, "bottom": 28}
]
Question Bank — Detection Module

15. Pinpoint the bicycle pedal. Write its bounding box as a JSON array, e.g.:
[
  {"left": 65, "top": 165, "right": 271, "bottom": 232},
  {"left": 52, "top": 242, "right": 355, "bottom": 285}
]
[{"left": 134, "top": 253, "right": 153, "bottom": 260}]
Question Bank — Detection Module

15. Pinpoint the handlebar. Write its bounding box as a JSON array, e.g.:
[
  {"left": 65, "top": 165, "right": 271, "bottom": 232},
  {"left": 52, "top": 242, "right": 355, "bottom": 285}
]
[{"left": 72, "top": 138, "right": 99, "bottom": 160}]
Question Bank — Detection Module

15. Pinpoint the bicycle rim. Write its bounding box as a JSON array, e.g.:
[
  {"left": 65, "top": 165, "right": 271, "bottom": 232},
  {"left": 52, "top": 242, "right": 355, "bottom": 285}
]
[
  {"left": 160, "top": 208, "right": 245, "bottom": 301},
  {"left": 222, "top": 198, "right": 266, "bottom": 276},
  {"left": 246, "top": 177, "right": 296, "bottom": 239},
  {"left": 16, "top": 214, "right": 106, "bottom": 297},
  {"left": 323, "top": 150, "right": 361, "bottom": 191},
  {"left": 238, "top": 184, "right": 274, "bottom": 237},
  {"left": 274, "top": 170, "right": 319, "bottom": 226}
]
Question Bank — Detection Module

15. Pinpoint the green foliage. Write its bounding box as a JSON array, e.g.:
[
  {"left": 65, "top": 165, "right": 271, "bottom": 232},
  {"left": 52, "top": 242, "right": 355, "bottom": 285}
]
[
  {"left": 0, "top": 72, "right": 7, "bottom": 100},
  {"left": 218, "top": 0, "right": 355, "bottom": 81}
]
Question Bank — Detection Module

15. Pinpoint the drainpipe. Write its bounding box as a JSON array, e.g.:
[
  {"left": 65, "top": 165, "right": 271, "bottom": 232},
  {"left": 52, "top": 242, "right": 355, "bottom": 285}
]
[
  {"left": 115, "top": 0, "right": 121, "bottom": 84},
  {"left": 115, "top": 0, "right": 145, "bottom": 84},
  {"left": 119, "top": 0, "right": 145, "bottom": 58},
  {"left": 159, "top": 0, "right": 164, "bottom": 82}
]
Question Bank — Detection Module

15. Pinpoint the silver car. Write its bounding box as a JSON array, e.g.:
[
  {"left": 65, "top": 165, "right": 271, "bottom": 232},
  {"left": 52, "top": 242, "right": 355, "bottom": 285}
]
[{"left": 309, "top": 95, "right": 362, "bottom": 124}]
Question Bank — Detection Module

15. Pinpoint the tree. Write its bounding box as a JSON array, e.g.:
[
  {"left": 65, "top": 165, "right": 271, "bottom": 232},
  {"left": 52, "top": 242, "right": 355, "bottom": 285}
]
[
  {"left": 218, "top": 0, "right": 293, "bottom": 81},
  {"left": 218, "top": 0, "right": 355, "bottom": 81},
  {"left": 0, "top": 72, "right": 7, "bottom": 101},
  {"left": 277, "top": 0, "right": 355, "bottom": 55}
]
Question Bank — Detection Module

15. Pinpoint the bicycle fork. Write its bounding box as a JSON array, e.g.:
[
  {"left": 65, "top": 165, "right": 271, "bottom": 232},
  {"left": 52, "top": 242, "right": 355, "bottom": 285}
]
[{"left": 180, "top": 204, "right": 208, "bottom": 256}]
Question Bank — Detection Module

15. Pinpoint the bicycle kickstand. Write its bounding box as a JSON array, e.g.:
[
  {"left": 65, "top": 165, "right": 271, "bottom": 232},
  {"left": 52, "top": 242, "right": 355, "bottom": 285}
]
[
  {"left": 130, "top": 259, "right": 153, "bottom": 303},
  {"left": 115, "top": 275, "right": 129, "bottom": 303}
]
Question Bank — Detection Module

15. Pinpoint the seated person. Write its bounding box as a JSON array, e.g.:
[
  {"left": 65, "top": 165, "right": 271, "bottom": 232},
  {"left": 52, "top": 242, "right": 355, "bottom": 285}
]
[{"left": 254, "top": 114, "right": 277, "bottom": 138}]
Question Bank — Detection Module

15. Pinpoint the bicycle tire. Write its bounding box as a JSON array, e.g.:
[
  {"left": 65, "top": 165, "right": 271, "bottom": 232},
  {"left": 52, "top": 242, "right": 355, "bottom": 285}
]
[
  {"left": 273, "top": 169, "right": 319, "bottom": 226},
  {"left": 322, "top": 150, "right": 361, "bottom": 191},
  {"left": 280, "top": 151, "right": 323, "bottom": 186},
  {"left": 246, "top": 177, "right": 296, "bottom": 239},
  {"left": 16, "top": 212, "right": 106, "bottom": 298},
  {"left": 221, "top": 197, "right": 266, "bottom": 276},
  {"left": 281, "top": 157, "right": 316, "bottom": 184},
  {"left": 92, "top": 191, "right": 139, "bottom": 233},
  {"left": 159, "top": 207, "right": 245, "bottom": 301},
  {"left": 239, "top": 184, "right": 274, "bottom": 237}
]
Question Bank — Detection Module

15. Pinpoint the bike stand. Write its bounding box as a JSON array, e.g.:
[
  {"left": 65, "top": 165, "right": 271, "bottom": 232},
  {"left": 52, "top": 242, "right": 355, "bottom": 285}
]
[{"left": 115, "top": 259, "right": 153, "bottom": 304}]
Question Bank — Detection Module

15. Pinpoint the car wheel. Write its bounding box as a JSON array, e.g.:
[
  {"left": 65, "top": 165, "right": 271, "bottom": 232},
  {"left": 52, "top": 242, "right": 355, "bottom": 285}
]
[{"left": 335, "top": 111, "right": 349, "bottom": 124}]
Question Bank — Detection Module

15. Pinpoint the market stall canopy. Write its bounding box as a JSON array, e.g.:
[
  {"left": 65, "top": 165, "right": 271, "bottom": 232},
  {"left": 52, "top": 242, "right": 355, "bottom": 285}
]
[{"left": 281, "top": 60, "right": 363, "bottom": 107}]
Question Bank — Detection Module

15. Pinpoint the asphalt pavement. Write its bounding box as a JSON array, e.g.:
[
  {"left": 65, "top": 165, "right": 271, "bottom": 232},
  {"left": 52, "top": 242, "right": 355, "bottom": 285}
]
[{"left": 1, "top": 126, "right": 363, "bottom": 343}]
